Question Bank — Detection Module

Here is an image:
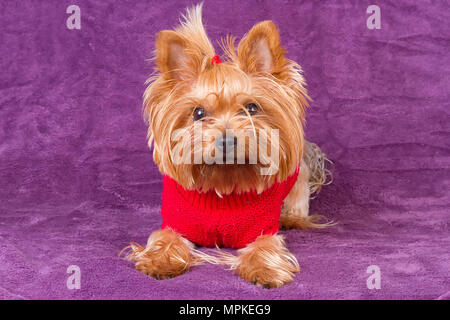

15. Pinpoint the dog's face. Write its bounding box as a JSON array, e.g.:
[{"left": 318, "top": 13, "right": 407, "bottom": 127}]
[{"left": 144, "top": 7, "right": 309, "bottom": 194}]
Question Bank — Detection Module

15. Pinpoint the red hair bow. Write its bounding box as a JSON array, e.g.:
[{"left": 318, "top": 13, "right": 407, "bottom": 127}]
[{"left": 211, "top": 55, "right": 222, "bottom": 65}]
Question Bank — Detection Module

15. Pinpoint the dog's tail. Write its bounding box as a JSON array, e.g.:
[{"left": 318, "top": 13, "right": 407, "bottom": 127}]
[{"left": 303, "top": 140, "right": 332, "bottom": 197}]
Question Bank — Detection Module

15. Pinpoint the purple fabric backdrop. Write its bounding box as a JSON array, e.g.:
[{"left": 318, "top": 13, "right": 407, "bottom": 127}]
[{"left": 0, "top": 0, "right": 449, "bottom": 300}]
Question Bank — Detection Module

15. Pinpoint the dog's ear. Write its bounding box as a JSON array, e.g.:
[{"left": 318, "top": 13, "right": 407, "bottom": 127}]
[
  {"left": 237, "top": 21, "right": 288, "bottom": 77},
  {"left": 155, "top": 30, "right": 201, "bottom": 81}
]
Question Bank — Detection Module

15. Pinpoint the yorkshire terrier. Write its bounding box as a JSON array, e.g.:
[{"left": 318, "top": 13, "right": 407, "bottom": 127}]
[{"left": 123, "top": 4, "right": 333, "bottom": 288}]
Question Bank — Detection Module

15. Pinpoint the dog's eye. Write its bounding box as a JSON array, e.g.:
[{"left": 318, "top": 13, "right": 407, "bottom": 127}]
[
  {"left": 245, "top": 103, "right": 259, "bottom": 115},
  {"left": 193, "top": 107, "right": 205, "bottom": 121}
]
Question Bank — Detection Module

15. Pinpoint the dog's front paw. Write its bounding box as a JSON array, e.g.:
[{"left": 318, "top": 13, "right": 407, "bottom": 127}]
[
  {"left": 235, "top": 235, "right": 299, "bottom": 288},
  {"left": 238, "top": 262, "right": 295, "bottom": 288},
  {"left": 123, "top": 229, "right": 195, "bottom": 280}
]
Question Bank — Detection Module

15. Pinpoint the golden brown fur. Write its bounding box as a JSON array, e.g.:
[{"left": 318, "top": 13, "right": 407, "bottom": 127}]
[
  {"left": 124, "top": 3, "right": 333, "bottom": 288},
  {"left": 122, "top": 229, "right": 197, "bottom": 279},
  {"left": 280, "top": 141, "right": 335, "bottom": 230},
  {"left": 144, "top": 4, "right": 308, "bottom": 195},
  {"left": 219, "top": 234, "right": 300, "bottom": 288}
]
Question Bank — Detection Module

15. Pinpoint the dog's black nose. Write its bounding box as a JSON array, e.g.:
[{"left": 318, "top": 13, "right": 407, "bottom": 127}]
[{"left": 216, "top": 135, "right": 237, "bottom": 153}]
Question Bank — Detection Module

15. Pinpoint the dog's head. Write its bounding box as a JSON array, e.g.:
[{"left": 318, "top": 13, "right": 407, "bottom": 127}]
[{"left": 144, "top": 4, "right": 309, "bottom": 195}]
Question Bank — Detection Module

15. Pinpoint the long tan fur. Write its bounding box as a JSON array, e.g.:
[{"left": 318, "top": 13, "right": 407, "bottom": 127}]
[
  {"left": 124, "top": 4, "right": 333, "bottom": 288},
  {"left": 143, "top": 3, "right": 309, "bottom": 195}
]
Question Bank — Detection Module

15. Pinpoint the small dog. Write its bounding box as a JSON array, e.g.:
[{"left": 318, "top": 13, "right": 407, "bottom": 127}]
[{"left": 124, "top": 4, "right": 333, "bottom": 288}]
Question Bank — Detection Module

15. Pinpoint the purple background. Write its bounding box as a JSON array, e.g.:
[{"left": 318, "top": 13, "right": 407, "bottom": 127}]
[{"left": 0, "top": 0, "right": 449, "bottom": 299}]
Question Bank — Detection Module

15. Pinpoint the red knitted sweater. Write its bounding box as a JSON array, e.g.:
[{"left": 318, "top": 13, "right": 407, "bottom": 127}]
[{"left": 160, "top": 169, "right": 299, "bottom": 249}]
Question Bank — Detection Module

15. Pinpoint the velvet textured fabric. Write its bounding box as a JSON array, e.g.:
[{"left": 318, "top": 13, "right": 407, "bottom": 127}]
[{"left": 0, "top": 0, "right": 449, "bottom": 299}]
